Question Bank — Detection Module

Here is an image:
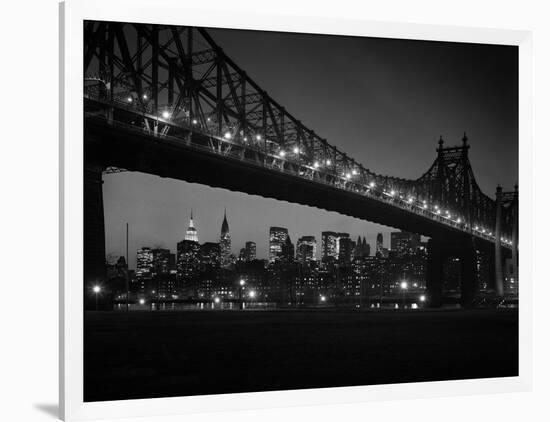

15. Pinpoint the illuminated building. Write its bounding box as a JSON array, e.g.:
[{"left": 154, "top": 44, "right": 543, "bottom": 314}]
[
  {"left": 269, "top": 226, "right": 288, "bottom": 262},
  {"left": 296, "top": 236, "right": 316, "bottom": 264},
  {"left": 321, "top": 231, "right": 338, "bottom": 261},
  {"left": 244, "top": 241, "right": 257, "bottom": 261},
  {"left": 185, "top": 211, "right": 199, "bottom": 242},
  {"left": 136, "top": 247, "right": 153, "bottom": 279}
]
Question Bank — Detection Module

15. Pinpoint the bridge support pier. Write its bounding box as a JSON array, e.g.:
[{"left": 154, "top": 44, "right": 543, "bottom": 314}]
[
  {"left": 84, "top": 162, "right": 107, "bottom": 309},
  {"left": 426, "top": 236, "right": 478, "bottom": 308}
]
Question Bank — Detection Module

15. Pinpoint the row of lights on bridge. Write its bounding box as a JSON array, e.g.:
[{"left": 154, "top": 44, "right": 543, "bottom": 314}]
[{"left": 124, "top": 96, "right": 513, "bottom": 246}]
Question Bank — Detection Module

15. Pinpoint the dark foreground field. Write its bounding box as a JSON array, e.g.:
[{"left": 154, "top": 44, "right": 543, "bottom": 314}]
[{"left": 84, "top": 309, "right": 518, "bottom": 402}]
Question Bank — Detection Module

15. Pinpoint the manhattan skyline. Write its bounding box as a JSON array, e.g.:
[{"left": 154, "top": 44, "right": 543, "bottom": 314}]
[{"left": 104, "top": 171, "right": 396, "bottom": 268}]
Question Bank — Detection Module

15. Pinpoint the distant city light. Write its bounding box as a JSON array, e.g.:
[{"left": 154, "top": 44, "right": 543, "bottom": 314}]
[
  {"left": 224, "top": 131, "right": 232, "bottom": 140},
  {"left": 207, "top": 117, "right": 211, "bottom": 122},
  {"left": 293, "top": 147, "right": 300, "bottom": 154},
  {"left": 279, "top": 150, "right": 286, "bottom": 157},
  {"left": 255, "top": 134, "right": 262, "bottom": 141},
  {"left": 345, "top": 173, "right": 351, "bottom": 179},
  {"left": 239, "top": 279, "right": 245, "bottom": 286},
  {"left": 400, "top": 281, "right": 408, "bottom": 290},
  {"left": 313, "top": 161, "right": 320, "bottom": 168},
  {"left": 139, "top": 298, "right": 145, "bottom": 305},
  {"left": 326, "top": 159, "right": 331, "bottom": 165},
  {"left": 320, "top": 295, "right": 327, "bottom": 302},
  {"left": 248, "top": 290, "right": 256, "bottom": 298},
  {"left": 93, "top": 285, "right": 101, "bottom": 294},
  {"left": 390, "top": 190, "right": 396, "bottom": 196},
  {"left": 142, "top": 94, "right": 148, "bottom": 100},
  {"left": 214, "top": 297, "right": 221, "bottom": 304},
  {"left": 192, "top": 119, "right": 198, "bottom": 125},
  {"left": 457, "top": 218, "right": 462, "bottom": 223},
  {"left": 419, "top": 295, "right": 426, "bottom": 302},
  {"left": 369, "top": 181, "right": 375, "bottom": 188},
  {"left": 352, "top": 169, "right": 358, "bottom": 175},
  {"left": 161, "top": 110, "right": 171, "bottom": 119},
  {"left": 127, "top": 97, "right": 133, "bottom": 103}
]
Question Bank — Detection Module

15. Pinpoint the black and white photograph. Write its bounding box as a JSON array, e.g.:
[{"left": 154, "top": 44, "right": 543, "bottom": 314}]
[{"left": 83, "top": 20, "right": 519, "bottom": 403}]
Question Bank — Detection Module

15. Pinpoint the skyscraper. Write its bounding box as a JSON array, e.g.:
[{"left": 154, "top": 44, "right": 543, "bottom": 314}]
[
  {"left": 355, "top": 236, "right": 363, "bottom": 258},
  {"left": 199, "top": 242, "right": 221, "bottom": 268},
  {"left": 269, "top": 227, "right": 288, "bottom": 262},
  {"left": 321, "top": 231, "right": 339, "bottom": 261},
  {"left": 337, "top": 232, "right": 350, "bottom": 256},
  {"left": 338, "top": 236, "right": 354, "bottom": 264},
  {"left": 296, "top": 236, "right": 317, "bottom": 264},
  {"left": 176, "top": 239, "right": 200, "bottom": 293},
  {"left": 282, "top": 235, "right": 295, "bottom": 262},
  {"left": 220, "top": 209, "right": 232, "bottom": 267},
  {"left": 362, "top": 237, "right": 370, "bottom": 257},
  {"left": 244, "top": 241, "right": 257, "bottom": 261},
  {"left": 151, "top": 248, "right": 171, "bottom": 275},
  {"left": 136, "top": 247, "right": 153, "bottom": 278},
  {"left": 390, "top": 231, "right": 421, "bottom": 256},
  {"left": 185, "top": 211, "right": 199, "bottom": 243},
  {"left": 376, "top": 233, "right": 384, "bottom": 257}
]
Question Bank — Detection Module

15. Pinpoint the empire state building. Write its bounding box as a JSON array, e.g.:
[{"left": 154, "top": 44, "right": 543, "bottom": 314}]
[{"left": 185, "top": 211, "right": 199, "bottom": 243}]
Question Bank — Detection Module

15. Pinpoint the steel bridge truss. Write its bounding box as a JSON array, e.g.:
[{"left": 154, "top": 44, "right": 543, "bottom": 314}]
[{"left": 84, "top": 21, "right": 516, "bottom": 245}]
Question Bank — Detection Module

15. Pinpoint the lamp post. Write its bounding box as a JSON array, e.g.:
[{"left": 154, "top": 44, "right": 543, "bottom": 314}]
[
  {"left": 93, "top": 285, "right": 101, "bottom": 311},
  {"left": 239, "top": 279, "right": 245, "bottom": 310},
  {"left": 248, "top": 290, "right": 256, "bottom": 309},
  {"left": 400, "top": 281, "right": 408, "bottom": 309},
  {"left": 419, "top": 294, "right": 426, "bottom": 308}
]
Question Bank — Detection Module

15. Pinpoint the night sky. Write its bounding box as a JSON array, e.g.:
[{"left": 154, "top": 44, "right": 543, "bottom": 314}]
[{"left": 103, "top": 27, "right": 518, "bottom": 268}]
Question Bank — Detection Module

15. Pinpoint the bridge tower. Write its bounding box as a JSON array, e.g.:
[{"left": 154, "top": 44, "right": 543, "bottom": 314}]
[
  {"left": 494, "top": 185, "right": 504, "bottom": 296},
  {"left": 426, "top": 235, "right": 478, "bottom": 308},
  {"left": 511, "top": 184, "right": 519, "bottom": 286}
]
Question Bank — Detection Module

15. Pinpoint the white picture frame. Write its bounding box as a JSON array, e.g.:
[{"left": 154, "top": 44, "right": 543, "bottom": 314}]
[{"left": 60, "top": 1, "right": 533, "bottom": 420}]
